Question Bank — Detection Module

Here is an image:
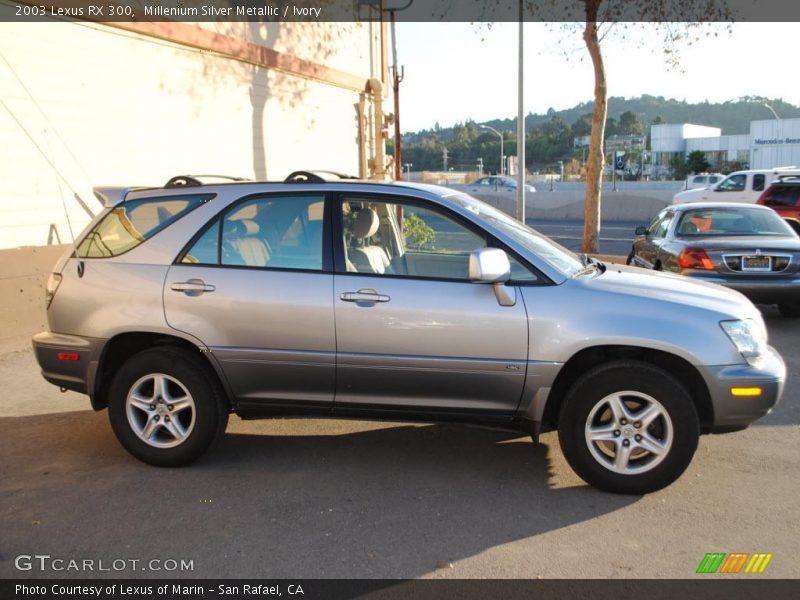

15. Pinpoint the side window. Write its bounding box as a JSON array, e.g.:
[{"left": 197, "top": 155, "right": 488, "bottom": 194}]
[
  {"left": 183, "top": 195, "right": 324, "bottom": 270},
  {"left": 78, "top": 194, "right": 211, "bottom": 258},
  {"left": 340, "top": 198, "right": 538, "bottom": 283},
  {"left": 718, "top": 174, "right": 746, "bottom": 192},
  {"left": 647, "top": 212, "right": 665, "bottom": 235},
  {"left": 652, "top": 212, "right": 673, "bottom": 239},
  {"left": 181, "top": 219, "right": 219, "bottom": 264},
  {"left": 753, "top": 174, "right": 766, "bottom": 192}
]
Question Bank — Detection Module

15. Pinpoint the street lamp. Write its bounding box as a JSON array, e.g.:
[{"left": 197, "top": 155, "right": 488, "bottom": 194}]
[
  {"left": 763, "top": 103, "right": 780, "bottom": 121},
  {"left": 480, "top": 124, "right": 504, "bottom": 175},
  {"left": 403, "top": 163, "right": 413, "bottom": 181}
]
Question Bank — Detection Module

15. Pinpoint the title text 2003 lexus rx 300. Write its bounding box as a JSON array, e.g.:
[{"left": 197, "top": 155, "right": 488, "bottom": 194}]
[{"left": 33, "top": 173, "right": 785, "bottom": 494}]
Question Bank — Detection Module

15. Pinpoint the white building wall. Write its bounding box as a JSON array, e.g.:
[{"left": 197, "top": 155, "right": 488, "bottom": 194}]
[
  {"left": 750, "top": 118, "right": 800, "bottom": 169},
  {"left": 0, "top": 14, "right": 382, "bottom": 249}
]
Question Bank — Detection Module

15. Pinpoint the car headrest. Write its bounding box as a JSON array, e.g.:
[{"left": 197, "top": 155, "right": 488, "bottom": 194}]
[
  {"left": 227, "top": 219, "right": 260, "bottom": 237},
  {"left": 351, "top": 209, "right": 380, "bottom": 239}
]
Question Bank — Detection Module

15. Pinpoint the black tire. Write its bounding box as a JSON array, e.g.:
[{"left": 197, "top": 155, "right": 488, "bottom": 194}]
[
  {"left": 778, "top": 302, "right": 800, "bottom": 318},
  {"left": 108, "top": 347, "right": 228, "bottom": 467},
  {"left": 558, "top": 360, "right": 699, "bottom": 495},
  {"left": 625, "top": 247, "right": 635, "bottom": 266}
]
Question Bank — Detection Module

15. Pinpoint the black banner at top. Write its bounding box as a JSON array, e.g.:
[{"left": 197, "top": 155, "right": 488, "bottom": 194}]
[{"left": 2, "top": 0, "right": 800, "bottom": 23}]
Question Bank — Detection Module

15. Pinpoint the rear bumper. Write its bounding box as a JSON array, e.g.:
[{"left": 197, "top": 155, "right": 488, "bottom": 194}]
[
  {"left": 684, "top": 272, "right": 800, "bottom": 304},
  {"left": 698, "top": 346, "right": 786, "bottom": 430},
  {"left": 32, "top": 332, "right": 104, "bottom": 398}
]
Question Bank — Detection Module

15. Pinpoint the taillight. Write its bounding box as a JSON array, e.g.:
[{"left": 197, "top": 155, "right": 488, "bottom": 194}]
[
  {"left": 678, "top": 247, "right": 715, "bottom": 270},
  {"left": 45, "top": 273, "right": 62, "bottom": 308}
]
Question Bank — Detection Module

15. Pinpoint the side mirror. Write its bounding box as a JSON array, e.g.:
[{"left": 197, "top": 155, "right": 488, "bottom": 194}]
[
  {"left": 470, "top": 248, "right": 515, "bottom": 306},
  {"left": 470, "top": 248, "right": 511, "bottom": 283},
  {"left": 635, "top": 226, "right": 648, "bottom": 236}
]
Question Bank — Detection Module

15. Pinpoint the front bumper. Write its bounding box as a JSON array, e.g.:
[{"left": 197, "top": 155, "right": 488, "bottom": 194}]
[
  {"left": 32, "top": 332, "right": 104, "bottom": 398},
  {"left": 698, "top": 345, "right": 786, "bottom": 430},
  {"left": 684, "top": 272, "right": 800, "bottom": 304}
]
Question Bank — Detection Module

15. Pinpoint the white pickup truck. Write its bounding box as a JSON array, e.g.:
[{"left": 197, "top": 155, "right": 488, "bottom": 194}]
[{"left": 673, "top": 167, "right": 800, "bottom": 204}]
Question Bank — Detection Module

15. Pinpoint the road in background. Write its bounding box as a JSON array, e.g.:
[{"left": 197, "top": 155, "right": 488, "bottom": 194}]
[{"left": 530, "top": 219, "right": 639, "bottom": 256}]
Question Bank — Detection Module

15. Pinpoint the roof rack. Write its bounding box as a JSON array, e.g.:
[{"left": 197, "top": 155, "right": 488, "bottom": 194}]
[
  {"left": 164, "top": 174, "right": 249, "bottom": 188},
  {"left": 284, "top": 170, "right": 359, "bottom": 183}
]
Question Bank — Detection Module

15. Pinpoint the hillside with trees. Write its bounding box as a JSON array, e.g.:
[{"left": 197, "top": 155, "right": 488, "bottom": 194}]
[{"left": 395, "top": 95, "right": 800, "bottom": 174}]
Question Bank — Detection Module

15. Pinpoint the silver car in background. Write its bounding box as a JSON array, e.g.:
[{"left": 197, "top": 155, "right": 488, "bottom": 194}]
[{"left": 33, "top": 174, "right": 785, "bottom": 494}]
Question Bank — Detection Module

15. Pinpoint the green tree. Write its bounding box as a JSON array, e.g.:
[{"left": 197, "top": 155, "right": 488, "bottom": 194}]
[
  {"left": 618, "top": 111, "right": 644, "bottom": 136},
  {"left": 570, "top": 2, "right": 730, "bottom": 253},
  {"left": 686, "top": 150, "right": 710, "bottom": 174}
]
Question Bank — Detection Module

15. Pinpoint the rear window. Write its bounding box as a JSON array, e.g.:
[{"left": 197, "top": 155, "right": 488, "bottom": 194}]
[
  {"left": 77, "top": 194, "right": 212, "bottom": 258},
  {"left": 762, "top": 185, "right": 800, "bottom": 207},
  {"left": 676, "top": 208, "right": 793, "bottom": 237}
]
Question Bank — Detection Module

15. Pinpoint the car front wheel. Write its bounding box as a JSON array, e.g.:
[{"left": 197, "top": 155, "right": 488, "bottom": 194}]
[
  {"left": 558, "top": 360, "right": 699, "bottom": 494},
  {"left": 108, "top": 347, "right": 228, "bottom": 467}
]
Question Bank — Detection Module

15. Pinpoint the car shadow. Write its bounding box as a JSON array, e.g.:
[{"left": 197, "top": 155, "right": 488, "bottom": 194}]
[{"left": 0, "top": 411, "right": 639, "bottom": 579}]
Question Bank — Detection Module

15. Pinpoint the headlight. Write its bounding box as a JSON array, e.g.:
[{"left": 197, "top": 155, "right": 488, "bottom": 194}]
[{"left": 720, "top": 319, "right": 767, "bottom": 365}]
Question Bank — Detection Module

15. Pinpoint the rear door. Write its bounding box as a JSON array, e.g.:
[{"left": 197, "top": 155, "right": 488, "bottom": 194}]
[
  {"left": 331, "top": 193, "right": 534, "bottom": 418},
  {"left": 164, "top": 193, "right": 335, "bottom": 410}
]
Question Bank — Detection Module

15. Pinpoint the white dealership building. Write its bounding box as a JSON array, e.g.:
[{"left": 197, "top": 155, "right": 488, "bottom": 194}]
[{"left": 650, "top": 118, "right": 800, "bottom": 171}]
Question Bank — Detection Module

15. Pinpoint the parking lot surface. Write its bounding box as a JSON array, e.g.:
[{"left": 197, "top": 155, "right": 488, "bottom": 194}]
[{"left": 1, "top": 307, "right": 798, "bottom": 579}]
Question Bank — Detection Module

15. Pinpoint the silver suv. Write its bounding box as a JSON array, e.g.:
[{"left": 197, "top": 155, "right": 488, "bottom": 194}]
[{"left": 33, "top": 172, "right": 786, "bottom": 494}]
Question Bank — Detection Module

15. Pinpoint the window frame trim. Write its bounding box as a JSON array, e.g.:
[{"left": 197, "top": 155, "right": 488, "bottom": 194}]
[
  {"left": 173, "top": 191, "right": 334, "bottom": 274},
  {"left": 331, "top": 192, "right": 551, "bottom": 286},
  {"left": 78, "top": 193, "right": 215, "bottom": 259}
]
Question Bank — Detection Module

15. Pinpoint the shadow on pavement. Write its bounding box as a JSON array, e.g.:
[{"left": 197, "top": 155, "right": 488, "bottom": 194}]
[{"left": 0, "top": 410, "right": 638, "bottom": 578}]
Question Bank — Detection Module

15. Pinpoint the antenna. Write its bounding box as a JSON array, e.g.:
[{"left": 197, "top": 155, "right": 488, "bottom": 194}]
[{"left": 44, "top": 131, "right": 84, "bottom": 277}]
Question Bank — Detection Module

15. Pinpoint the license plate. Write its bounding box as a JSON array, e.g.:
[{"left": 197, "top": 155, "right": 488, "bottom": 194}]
[{"left": 742, "top": 255, "right": 771, "bottom": 271}]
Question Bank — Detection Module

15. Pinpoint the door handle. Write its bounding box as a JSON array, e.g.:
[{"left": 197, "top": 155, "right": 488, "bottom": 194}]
[
  {"left": 170, "top": 279, "right": 216, "bottom": 295},
  {"left": 340, "top": 289, "right": 390, "bottom": 303}
]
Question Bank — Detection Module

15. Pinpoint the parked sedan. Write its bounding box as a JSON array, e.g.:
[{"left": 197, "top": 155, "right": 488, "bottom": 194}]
[
  {"left": 466, "top": 176, "right": 536, "bottom": 193},
  {"left": 627, "top": 202, "right": 800, "bottom": 317}
]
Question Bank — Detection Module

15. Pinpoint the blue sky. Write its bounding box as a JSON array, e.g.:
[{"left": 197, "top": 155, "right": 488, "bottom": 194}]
[{"left": 394, "top": 22, "right": 799, "bottom": 132}]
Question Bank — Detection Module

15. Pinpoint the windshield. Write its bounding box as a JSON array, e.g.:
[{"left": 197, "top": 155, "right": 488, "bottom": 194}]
[
  {"left": 676, "top": 207, "right": 795, "bottom": 237},
  {"left": 449, "top": 193, "right": 584, "bottom": 276}
]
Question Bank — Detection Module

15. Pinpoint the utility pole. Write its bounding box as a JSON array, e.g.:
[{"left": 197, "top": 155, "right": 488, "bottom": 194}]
[
  {"left": 442, "top": 146, "right": 448, "bottom": 172},
  {"left": 516, "top": 10, "right": 525, "bottom": 223},
  {"left": 477, "top": 157, "right": 483, "bottom": 177}
]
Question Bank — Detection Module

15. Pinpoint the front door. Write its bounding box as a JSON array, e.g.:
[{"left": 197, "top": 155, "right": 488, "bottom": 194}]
[
  {"left": 164, "top": 193, "right": 335, "bottom": 410},
  {"left": 332, "top": 194, "right": 531, "bottom": 417}
]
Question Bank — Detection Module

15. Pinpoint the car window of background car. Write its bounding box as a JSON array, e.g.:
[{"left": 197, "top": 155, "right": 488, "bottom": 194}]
[
  {"left": 652, "top": 212, "right": 673, "bottom": 238},
  {"left": 78, "top": 195, "right": 210, "bottom": 258},
  {"left": 753, "top": 174, "right": 766, "bottom": 192},
  {"left": 717, "top": 174, "right": 746, "bottom": 192},
  {"left": 677, "top": 208, "right": 794, "bottom": 236},
  {"left": 762, "top": 185, "right": 800, "bottom": 207}
]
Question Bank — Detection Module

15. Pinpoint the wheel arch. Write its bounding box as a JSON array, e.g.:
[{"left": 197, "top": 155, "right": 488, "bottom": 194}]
[
  {"left": 539, "top": 345, "right": 713, "bottom": 434},
  {"left": 91, "top": 331, "right": 234, "bottom": 412}
]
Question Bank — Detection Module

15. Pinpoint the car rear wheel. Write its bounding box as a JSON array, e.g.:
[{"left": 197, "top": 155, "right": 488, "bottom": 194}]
[
  {"left": 778, "top": 302, "right": 800, "bottom": 318},
  {"left": 108, "top": 347, "right": 228, "bottom": 466},
  {"left": 558, "top": 360, "right": 699, "bottom": 494}
]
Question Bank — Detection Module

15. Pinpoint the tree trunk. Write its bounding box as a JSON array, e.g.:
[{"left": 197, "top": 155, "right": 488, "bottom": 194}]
[{"left": 581, "top": 2, "right": 608, "bottom": 254}]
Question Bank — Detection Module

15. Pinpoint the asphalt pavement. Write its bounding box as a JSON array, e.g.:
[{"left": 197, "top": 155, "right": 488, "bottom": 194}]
[
  {"left": 530, "top": 219, "right": 640, "bottom": 257},
  {"left": 1, "top": 307, "right": 798, "bottom": 579}
]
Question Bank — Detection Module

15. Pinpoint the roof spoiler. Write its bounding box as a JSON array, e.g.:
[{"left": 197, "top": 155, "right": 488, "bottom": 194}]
[{"left": 93, "top": 186, "right": 144, "bottom": 207}]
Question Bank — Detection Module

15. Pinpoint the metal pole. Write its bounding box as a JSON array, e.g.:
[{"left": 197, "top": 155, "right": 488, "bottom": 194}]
[
  {"left": 480, "top": 125, "right": 503, "bottom": 175},
  {"left": 516, "top": 14, "right": 525, "bottom": 223},
  {"left": 390, "top": 11, "right": 402, "bottom": 181}
]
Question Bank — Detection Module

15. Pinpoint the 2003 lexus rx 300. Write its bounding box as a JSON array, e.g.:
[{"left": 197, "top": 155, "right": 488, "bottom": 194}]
[{"left": 33, "top": 173, "right": 786, "bottom": 494}]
